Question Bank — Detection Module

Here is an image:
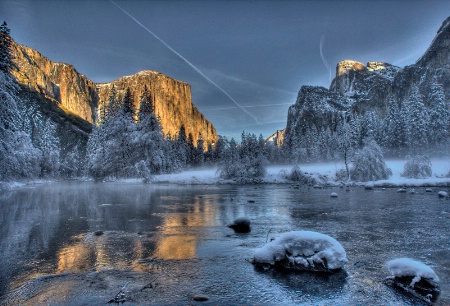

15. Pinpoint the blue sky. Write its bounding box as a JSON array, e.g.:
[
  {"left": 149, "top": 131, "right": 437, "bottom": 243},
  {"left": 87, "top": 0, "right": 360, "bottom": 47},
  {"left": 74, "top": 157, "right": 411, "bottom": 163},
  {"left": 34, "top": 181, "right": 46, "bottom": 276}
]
[{"left": 1, "top": 0, "right": 449, "bottom": 140}]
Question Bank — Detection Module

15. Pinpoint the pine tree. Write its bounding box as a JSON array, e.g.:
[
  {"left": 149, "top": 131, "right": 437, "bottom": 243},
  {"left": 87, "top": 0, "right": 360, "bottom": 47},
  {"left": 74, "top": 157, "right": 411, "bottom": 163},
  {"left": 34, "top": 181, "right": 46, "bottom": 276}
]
[
  {"left": 403, "top": 86, "right": 429, "bottom": 151},
  {"left": 123, "top": 87, "right": 134, "bottom": 117},
  {"left": 0, "top": 71, "right": 41, "bottom": 180},
  {"left": 428, "top": 76, "right": 449, "bottom": 145},
  {"left": 0, "top": 21, "right": 16, "bottom": 73},
  {"left": 139, "top": 85, "right": 154, "bottom": 119}
]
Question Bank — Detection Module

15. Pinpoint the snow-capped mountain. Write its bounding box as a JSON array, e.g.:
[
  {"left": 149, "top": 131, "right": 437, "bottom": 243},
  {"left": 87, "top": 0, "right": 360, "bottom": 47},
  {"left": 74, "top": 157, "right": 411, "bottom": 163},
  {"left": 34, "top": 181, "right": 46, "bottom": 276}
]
[{"left": 283, "top": 16, "right": 450, "bottom": 160}]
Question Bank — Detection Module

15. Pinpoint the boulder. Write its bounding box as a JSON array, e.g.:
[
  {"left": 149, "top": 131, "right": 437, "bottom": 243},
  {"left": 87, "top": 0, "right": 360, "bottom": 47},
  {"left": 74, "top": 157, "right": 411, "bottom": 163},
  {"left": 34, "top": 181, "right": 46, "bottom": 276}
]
[{"left": 228, "top": 217, "right": 251, "bottom": 233}]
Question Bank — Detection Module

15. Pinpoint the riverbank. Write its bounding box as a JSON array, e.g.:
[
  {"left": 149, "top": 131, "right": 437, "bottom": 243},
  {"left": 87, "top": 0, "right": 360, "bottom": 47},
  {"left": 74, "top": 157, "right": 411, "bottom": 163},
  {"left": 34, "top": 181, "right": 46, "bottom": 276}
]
[{"left": 153, "top": 159, "right": 450, "bottom": 188}]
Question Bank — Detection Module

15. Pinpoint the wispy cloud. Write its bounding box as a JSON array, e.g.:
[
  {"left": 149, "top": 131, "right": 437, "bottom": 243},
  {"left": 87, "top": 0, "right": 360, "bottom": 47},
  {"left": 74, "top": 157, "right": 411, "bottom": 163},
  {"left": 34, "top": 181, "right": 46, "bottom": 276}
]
[{"left": 320, "top": 34, "right": 332, "bottom": 84}]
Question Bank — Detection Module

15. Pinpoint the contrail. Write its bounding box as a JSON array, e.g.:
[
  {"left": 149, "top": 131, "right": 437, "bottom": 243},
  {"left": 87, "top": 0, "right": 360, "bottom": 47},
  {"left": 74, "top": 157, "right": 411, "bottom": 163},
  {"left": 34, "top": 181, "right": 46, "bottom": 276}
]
[
  {"left": 205, "top": 102, "right": 293, "bottom": 111},
  {"left": 320, "top": 34, "right": 332, "bottom": 83},
  {"left": 109, "top": 0, "right": 260, "bottom": 124}
]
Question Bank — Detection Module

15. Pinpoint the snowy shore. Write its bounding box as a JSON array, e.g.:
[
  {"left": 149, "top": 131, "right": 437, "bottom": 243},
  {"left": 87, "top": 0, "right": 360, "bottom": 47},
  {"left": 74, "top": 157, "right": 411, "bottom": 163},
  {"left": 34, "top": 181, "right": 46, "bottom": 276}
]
[
  {"left": 153, "top": 159, "right": 450, "bottom": 187},
  {"left": 1, "top": 159, "right": 449, "bottom": 190}
]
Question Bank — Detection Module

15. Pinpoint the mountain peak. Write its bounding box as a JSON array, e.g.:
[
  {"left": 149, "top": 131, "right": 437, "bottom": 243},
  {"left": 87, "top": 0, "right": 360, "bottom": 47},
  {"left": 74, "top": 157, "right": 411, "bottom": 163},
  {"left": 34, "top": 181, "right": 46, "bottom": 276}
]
[
  {"left": 336, "top": 60, "right": 366, "bottom": 77},
  {"left": 416, "top": 16, "right": 450, "bottom": 68}
]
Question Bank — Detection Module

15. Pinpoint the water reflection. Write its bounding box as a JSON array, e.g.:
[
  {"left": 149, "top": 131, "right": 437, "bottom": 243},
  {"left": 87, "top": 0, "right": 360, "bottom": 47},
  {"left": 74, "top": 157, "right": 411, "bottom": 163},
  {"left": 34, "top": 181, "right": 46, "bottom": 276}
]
[
  {"left": 1, "top": 183, "right": 449, "bottom": 305},
  {"left": 0, "top": 183, "right": 227, "bottom": 296}
]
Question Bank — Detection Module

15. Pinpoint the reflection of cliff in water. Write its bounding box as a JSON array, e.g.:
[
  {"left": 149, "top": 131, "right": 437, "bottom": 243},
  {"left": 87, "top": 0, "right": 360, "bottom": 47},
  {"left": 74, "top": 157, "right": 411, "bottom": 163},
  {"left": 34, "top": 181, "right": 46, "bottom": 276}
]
[
  {"left": 0, "top": 183, "right": 229, "bottom": 297},
  {"left": 154, "top": 194, "right": 219, "bottom": 260},
  {"left": 0, "top": 182, "right": 168, "bottom": 295}
]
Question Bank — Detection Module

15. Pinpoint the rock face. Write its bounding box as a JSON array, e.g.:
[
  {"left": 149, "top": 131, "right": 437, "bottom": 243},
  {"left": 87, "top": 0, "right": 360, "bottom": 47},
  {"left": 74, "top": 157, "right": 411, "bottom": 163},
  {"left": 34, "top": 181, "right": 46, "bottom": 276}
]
[
  {"left": 11, "top": 42, "right": 98, "bottom": 123},
  {"left": 283, "top": 16, "right": 450, "bottom": 154},
  {"left": 10, "top": 41, "right": 218, "bottom": 149},
  {"left": 416, "top": 16, "right": 450, "bottom": 68},
  {"left": 97, "top": 71, "right": 217, "bottom": 149},
  {"left": 266, "top": 129, "right": 285, "bottom": 147}
]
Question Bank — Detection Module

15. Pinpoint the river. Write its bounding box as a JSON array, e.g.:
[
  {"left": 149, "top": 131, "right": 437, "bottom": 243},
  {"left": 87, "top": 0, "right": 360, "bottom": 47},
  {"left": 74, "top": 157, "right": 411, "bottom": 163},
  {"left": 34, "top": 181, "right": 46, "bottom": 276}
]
[{"left": 0, "top": 182, "right": 449, "bottom": 305}]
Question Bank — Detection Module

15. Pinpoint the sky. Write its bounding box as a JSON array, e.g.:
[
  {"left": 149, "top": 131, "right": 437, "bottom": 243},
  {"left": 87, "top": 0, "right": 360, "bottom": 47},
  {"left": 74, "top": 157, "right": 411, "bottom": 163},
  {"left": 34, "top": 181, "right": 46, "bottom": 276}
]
[{"left": 1, "top": 0, "right": 449, "bottom": 140}]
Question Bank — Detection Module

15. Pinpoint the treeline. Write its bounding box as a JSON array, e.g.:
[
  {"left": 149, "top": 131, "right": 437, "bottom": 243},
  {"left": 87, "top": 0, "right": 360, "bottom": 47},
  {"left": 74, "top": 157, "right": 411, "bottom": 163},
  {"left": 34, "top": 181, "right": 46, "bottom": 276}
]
[
  {"left": 284, "top": 83, "right": 449, "bottom": 163},
  {"left": 88, "top": 84, "right": 285, "bottom": 180}
]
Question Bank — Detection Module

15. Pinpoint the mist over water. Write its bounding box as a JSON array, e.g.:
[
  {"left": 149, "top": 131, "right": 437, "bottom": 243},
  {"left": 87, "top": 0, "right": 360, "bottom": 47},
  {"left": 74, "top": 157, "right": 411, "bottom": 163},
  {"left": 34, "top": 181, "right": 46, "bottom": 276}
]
[{"left": 0, "top": 182, "right": 449, "bottom": 305}]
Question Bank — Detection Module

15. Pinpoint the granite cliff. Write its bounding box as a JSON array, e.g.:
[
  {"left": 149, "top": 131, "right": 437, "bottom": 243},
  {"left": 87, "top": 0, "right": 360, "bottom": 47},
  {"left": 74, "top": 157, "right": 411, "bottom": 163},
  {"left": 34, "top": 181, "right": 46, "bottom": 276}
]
[
  {"left": 283, "top": 16, "right": 450, "bottom": 157},
  {"left": 97, "top": 71, "right": 217, "bottom": 149},
  {"left": 10, "top": 41, "right": 218, "bottom": 150}
]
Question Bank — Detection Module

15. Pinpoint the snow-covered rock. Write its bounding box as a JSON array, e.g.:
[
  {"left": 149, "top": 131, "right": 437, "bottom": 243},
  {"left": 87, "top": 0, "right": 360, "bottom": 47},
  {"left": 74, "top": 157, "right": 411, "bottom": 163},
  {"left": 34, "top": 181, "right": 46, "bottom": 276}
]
[
  {"left": 386, "top": 258, "right": 440, "bottom": 303},
  {"left": 228, "top": 217, "right": 251, "bottom": 233},
  {"left": 438, "top": 191, "right": 448, "bottom": 198},
  {"left": 253, "top": 231, "right": 347, "bottom": 272},
  {"left": 330, "top": 192, "right": 338, "bottom": 198}
]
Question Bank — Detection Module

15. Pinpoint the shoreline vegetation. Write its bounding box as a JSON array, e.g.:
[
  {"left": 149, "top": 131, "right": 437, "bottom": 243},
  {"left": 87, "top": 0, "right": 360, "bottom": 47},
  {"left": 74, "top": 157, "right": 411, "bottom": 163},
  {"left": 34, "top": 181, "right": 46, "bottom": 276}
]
[{"left": 2, "top": 159, "right": 449, "bottom": 191}]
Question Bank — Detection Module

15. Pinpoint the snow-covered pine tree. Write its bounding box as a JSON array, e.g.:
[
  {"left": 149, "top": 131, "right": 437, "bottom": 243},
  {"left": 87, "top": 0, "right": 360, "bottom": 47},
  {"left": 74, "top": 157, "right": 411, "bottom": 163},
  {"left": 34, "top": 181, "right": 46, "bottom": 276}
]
[
  {"left": 175, "top": 125, "right": 188, "bottom": 168},
  {"left": 88, "top": 86, "right": 137, "bottom": 179},
  {"left": 192, "top": 136, "right": 205, "bottom": 166},
  {"left": 0, "top": 21, "right": 16, "bottom": 73},
  {"left": 403, "top": 86, "right": 429, "bottom": 152},
  {"left": 134, "top": 87, "right": 168, "bottom": 174},
  {"left": 139, "top": 84, "right": 153, "bottom": 116},
  {"left": 123, "top": 87, "right": 134, "bottom": 118},
  {"left": 428, "top": 75, "right": 449, "bottom": 146},
  {"left": 0, "top": 71, "right": 41, "bottom": 180},
  {"left": 384, "top": 97, "right": 406, "bottom": 154}
]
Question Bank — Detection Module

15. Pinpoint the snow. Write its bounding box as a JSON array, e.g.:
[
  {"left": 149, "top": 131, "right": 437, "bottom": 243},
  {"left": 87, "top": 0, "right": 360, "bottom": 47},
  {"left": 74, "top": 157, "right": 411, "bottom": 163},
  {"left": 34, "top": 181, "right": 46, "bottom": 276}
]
[
  {"left": 150, "top": 158, "right": 450, "bottom": 187},
  {"left": 386, "top": 258, "right": 439, "bottom": 286},
  {"left": 253, "top": 230, "right": 347, "bottom": 270},
  {"left": 438, "top": 191, "right": 448, "bottom": 198}
]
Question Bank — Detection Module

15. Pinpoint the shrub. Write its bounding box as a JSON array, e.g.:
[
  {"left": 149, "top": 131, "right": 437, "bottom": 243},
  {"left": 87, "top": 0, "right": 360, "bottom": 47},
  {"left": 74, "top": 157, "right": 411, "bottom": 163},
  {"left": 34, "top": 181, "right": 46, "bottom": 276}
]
[
  {"left": 350, "top": 139, "right": 392, "bottom": 182},
  {"left": 401, "top": 155, "right": 432, "bottom": 179}
]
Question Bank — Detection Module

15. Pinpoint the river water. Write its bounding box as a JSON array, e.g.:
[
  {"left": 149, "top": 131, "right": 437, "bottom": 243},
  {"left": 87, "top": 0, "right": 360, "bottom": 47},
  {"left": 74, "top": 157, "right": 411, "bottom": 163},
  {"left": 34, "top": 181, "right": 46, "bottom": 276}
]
[{"left": 0, "top": 182, "right": 449, "bottom": 305}]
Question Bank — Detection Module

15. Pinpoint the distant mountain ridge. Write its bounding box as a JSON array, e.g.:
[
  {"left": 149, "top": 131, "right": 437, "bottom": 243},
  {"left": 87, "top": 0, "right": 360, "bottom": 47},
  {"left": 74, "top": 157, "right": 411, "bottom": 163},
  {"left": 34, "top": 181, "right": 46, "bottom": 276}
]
[
  {"left": 10, "top": 41, "right": 218, "bottom": 149},
  {"left": 282, "top": 16, "right": 450, "bottom": 159}
]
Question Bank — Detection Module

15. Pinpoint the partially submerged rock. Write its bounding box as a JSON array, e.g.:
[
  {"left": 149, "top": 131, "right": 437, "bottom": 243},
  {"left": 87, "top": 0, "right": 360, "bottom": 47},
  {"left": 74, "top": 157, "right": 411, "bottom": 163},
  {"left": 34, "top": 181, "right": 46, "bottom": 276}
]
[
  {"left": 228, "top": 217, "right": 251, "bottom": 233},
  {"left": 330, "top": 192, "right": 338, "bottom": 198},
  {"left": 253, "top": 231, "right": 347, "bottom": 273},
  {"left": 385, "top": 258, "right": 440, "bottom": 303},
  {"left": 192, "top": 294, "right": 208, "bottom": 302},
  {"left": 364, "top": 183, "right": 374, "bottom": 190},
  {"left": 438, "top": 191, "right": 448, "bottom": 198}
]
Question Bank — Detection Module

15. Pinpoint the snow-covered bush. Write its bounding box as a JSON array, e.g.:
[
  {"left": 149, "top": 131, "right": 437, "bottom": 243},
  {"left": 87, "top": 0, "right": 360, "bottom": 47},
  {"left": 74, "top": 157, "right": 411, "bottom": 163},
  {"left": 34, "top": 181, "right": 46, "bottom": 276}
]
[
  {"left": 386, "top": 258, "right": 440, "bottom": 303},
  {"left": 135, "top": 160, "right": 152, "bottom": 183},
  {"left": 253, "top": 230, "right": 347, "bottom": 272},
  {"left": 350, "top": 139, "right": 392, "bottom": 182},
  {"left": 280, "top": 165, "right": 316, "bottom": 185},
  {"left": 401, "top": 155, "right": 432, "bottom": 179},
  {"left": 217, "top": 135, "right": 267, "bottom": 183},
  {"left": 335, "top": 168, "right": 348, "bottom": 181},
  {"left": 287, "top": 165, "right": 306, "bottom": 182}
]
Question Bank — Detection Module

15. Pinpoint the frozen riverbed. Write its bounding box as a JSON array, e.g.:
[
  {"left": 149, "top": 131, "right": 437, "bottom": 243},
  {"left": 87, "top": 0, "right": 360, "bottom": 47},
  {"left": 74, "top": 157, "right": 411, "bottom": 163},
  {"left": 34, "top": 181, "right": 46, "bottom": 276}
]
[{"left": 0, "top": 182, "right": 449, "bottom": 305}]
